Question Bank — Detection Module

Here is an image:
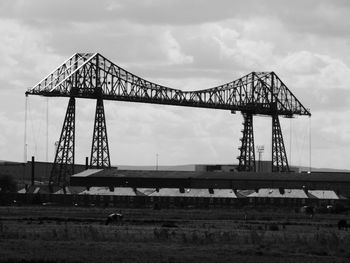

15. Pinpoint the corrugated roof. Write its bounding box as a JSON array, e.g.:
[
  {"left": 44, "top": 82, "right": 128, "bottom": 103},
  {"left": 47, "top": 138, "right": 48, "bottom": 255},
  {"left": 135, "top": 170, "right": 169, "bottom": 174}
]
[
  {"left": 24, "top": 185, "right": 51, "bottom": 194},
  {"left": 17, "top": 188, "right": 26, "bottom": 194},
  {"left": 54, "top": 188, "right": 69, "bottom": 194},
  {"left": 236, "top": 189, "right": 255, "bottom": 197},
  {"left": 149, "top": 188, "right": 180, "bottom": 197},
  {"left": 248, "top": 188, "right": 308, "bottom": 198},
  {"left": 211, "top": 189, "right": 237, "bottom": 198},
  {"left": 135, "top": 188, "right": 157, "bottom": 196},
  {"left": 73, "top": 169, "right": 103, "bottom": 177},
  {"left": 73, "top": 169, "right": 350, "bottom": 182},
  {"left": 308, "top": 190, "right": 339, "bottom": 199},
  {"left": 79, "top": 187, "right": 137, "bottom": 196},
  {"left": 54, "top": 186, "right": 85, "bottom": 195},
  {"left": 178, "top": 189, "right": 212, "bottom": 197},
  {"left": 149, "top": 188, "right": 237, "bottom": 198}
]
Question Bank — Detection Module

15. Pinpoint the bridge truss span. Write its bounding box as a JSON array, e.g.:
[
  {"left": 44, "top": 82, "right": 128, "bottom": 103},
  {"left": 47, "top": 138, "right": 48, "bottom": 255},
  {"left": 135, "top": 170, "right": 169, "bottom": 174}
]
[
  {"left": 26, "top": 53, "right": 311, "bottom": 191},
  {"left": 27, "top": 53, "right": 310, "bottom": 117}
]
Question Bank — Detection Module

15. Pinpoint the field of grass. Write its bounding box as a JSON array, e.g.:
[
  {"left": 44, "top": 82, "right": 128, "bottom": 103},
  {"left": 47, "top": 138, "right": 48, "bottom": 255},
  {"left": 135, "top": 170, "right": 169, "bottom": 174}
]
[{"left": 0, "top": 205, "right": 349, "bottom": 262}]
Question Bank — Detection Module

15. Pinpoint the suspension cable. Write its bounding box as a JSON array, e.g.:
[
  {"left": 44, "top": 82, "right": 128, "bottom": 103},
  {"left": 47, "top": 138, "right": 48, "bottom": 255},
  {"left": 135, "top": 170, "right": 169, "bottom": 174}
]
[
  {"left": 46, "top": 97, "right": 49, "bottom": 177},
  {"left": 309, "top": 116, "right": 312, "bottom": 173},
  {"left": 24, "top": 95, "right": 28, "bottom": 163},
  {"left": 289, "top": 118, "right": 292, "bottom": 168},
  {"left": 23, "top": 94, "right": 28, "bottom": 185}
]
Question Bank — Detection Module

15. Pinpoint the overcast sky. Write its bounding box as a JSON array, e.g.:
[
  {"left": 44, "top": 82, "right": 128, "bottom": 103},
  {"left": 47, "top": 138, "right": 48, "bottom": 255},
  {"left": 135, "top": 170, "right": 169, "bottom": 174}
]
[{"left": 0, "top": 0, "right": 349, "bottom": 170}]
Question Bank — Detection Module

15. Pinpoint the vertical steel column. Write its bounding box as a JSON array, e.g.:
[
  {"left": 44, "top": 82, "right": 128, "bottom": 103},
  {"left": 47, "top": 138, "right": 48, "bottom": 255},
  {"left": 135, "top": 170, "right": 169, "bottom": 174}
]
[
  {"left": 272, "top": 115, "right": 289, "bottom": 172},
  {"left": 49, "top": 97, "right": 76, "bottom": 191},
  {"left": 237, "top": 112, "right": 256, "bottom": 172},
  {"left": 90, "top": 98, "right": 111, "bottom": 168}
]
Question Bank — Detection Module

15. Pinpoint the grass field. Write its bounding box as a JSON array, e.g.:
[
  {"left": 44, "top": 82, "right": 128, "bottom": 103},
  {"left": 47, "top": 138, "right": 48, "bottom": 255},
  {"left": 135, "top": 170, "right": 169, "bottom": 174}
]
[{"left": 0, "top": 205, "right": 349, "bottom": 262}]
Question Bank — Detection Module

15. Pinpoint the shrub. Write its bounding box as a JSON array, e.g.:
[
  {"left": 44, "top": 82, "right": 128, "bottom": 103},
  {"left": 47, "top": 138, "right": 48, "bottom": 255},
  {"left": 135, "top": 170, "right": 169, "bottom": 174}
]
[
  {"left": 0, "top": 174, "right": 17, "bottom": 192},
  {"left": 269, "top": 224, "right": 279, "bottom": 231}
]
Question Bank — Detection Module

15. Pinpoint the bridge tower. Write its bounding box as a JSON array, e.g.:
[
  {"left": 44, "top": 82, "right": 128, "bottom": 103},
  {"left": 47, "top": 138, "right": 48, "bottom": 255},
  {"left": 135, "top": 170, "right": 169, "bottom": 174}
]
[
  {"left": 237, "top": 112, "right": 256, "bottom": 172},
  {"left": 49, "top": 97, "right": 76, "bottom": 191},
  {"left": 90, "top": 97, "right": 111, "bottom": 168},
  {"left": 272, "top": 115, "right": 289, "bottom": 172},
  {"left": 237, "top": 113, "right": 290, "bottom": 172}
]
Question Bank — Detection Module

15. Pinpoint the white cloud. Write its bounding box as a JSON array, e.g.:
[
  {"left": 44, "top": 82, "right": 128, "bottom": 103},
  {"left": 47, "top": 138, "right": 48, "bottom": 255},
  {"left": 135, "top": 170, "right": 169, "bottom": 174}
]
[
  {"left": 162, "top": 31, "right": 193, "bottom": 65},
  {"left": 277, "top": 51, "right": 350, "bottom": 89},
  {"left": 278, "top": 51, "right": 327, "bottom": 75},
  {"left": 0, "top": 0, "right": 349, "bottom": 170},
  {"left": 0, "top": 19, "right": 63, "bottom": 88}
]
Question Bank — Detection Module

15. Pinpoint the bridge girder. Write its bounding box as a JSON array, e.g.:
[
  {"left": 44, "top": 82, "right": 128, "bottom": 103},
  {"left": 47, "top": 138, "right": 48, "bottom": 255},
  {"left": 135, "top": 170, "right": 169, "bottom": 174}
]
[{"left": 26, "top": 53, "right": 311, "bottom": 117}]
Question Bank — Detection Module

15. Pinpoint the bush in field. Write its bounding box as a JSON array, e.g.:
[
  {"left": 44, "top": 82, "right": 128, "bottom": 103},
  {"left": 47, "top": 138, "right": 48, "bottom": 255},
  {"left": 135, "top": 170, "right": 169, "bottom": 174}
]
[
  {"left": 333, "top": 203, "right": 347, "bottom": 213},
  {"left": 269, "top": 224, "right": 279, "bottom": 231},
  {"left": 0, "top": 174, "right": 17, "bottom": 192},
  {"left": 251, "top": 230, "right": 265, "bottom": 244}
]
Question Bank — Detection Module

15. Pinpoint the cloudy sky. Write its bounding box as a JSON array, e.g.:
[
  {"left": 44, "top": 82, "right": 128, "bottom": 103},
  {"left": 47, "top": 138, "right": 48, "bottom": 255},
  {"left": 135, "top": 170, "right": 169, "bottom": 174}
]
[{"left": 0, "top": 0, "right": 349, "bottom": 170}]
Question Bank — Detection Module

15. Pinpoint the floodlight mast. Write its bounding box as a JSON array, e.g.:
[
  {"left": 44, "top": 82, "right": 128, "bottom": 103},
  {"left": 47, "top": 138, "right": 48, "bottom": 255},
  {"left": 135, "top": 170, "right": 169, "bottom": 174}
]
[{"left": 256, "top": 145, "right": 265, "bottom": 173}]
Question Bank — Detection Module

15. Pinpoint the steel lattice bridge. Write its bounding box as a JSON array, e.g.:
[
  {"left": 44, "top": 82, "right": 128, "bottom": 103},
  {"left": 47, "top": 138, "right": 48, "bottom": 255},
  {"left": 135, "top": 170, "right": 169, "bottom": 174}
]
[{"left": 26, "top": 53, "right": 311, "bottom": 191}]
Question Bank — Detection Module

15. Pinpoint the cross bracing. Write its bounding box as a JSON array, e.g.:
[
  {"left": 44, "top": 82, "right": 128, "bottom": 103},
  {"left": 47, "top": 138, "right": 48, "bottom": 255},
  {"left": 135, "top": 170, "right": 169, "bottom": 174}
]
[{"left": 26, "top": 53, "right": 311, "bottom": 117}]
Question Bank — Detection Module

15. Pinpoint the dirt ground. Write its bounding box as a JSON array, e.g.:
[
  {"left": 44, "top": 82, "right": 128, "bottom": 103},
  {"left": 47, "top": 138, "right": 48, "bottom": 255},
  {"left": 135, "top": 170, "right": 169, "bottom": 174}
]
[{"left": 0, "top": 205, "right": 349, "bottom": 263}]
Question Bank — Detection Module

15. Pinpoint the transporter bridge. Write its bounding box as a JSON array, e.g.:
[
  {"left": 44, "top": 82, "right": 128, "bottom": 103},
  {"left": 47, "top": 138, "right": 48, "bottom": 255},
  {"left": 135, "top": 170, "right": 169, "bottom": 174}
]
[{"left": 26, "top": 53, "right": 311, "bottom": 191}]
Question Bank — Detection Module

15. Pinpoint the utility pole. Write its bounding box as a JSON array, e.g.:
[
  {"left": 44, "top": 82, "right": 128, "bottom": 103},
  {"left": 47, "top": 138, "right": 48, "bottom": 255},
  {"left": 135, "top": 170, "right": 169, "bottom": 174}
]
[{"left": 156, "top": 153, "right": 159, "bottom": 171}]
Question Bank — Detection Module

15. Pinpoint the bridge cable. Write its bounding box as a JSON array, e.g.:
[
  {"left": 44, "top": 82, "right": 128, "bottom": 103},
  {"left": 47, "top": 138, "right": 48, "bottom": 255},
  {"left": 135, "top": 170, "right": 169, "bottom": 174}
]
[
  {"left": 309, "top": 116, "right": 312, "bottom": 173},
  {"left": 292, "top": 117, "right": 305, "bottom": 170},
  {"left": 45, "top": 98, "right": 49, "bottom": 178},
  {"left": 289, "top": 118, "right": 292, "bottom": 168},
  {"left": 23, "top": 94, "right": 28, "bottom": 185},
  {"left": 27, "top": 97, "right": 45, "bottom": 160},
  {"left": 27, "top": 99, "right": 36, "bottom": 157}
]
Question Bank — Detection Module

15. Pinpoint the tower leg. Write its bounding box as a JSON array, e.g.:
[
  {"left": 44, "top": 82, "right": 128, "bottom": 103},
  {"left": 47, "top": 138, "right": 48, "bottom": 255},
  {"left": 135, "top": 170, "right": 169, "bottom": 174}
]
[
  {"left": 49, "top": 97, "right": 75, "bottom": 192},
  {"left": 237, "top": 112, "right": 256, "bottom": 172},
  {"left": 90, "top": 98, "right": 111, "bottom": 168},
  {"left": 272, "top": 115, "right": 289, "bottom": 172}
]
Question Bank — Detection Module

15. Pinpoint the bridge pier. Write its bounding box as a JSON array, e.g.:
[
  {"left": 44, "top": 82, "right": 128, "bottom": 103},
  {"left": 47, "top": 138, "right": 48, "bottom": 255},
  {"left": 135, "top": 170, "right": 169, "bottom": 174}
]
[
  {"left": 272, "top": 115, "right": 289, "bottom": 172},
  {"left": 237, "top": 112, "right": 256, "bottom": 172},
  {"left": 90, "top": 98, "right": 111, "bottom": 168},
  {"left": 49, "top": 97, "right": 76, "bottom": 191},
  {"left": 237, "top": 113, "right": 290, "bottom": 173}
]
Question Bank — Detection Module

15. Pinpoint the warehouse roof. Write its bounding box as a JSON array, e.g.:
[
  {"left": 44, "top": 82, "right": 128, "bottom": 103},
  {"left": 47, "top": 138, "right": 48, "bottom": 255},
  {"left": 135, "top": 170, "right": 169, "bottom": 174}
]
[
  {"left": 72, "top": 168, "right": 350, "bottom": 182},
  {"left": 307, "top": 190, "right": 339, "bottom": 199},
  {"left": 248, "top": 188, "right": 308, "bottom": 198},
  {"left": 149, "top": 188, "right": 237, "bottom": 198},
  {"left": 79, "top": 187, "right": 137, "bottom": 196}
]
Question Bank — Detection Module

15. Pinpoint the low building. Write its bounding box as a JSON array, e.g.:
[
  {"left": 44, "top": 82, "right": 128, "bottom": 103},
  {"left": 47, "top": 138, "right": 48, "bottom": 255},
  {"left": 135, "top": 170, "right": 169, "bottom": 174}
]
[
  {"left": 79, "top": 187, "right": 137, "bottom": 196},
  {"left": 247, "top": 188, "right": 308, "bottom": 198},
  {"left": 307, "top": 190, "right": 339, "bottom": 200}
]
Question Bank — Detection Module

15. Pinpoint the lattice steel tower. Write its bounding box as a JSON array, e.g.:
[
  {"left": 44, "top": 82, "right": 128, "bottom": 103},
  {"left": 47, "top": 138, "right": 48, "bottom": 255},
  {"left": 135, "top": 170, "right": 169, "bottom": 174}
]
[
  {"left": 90, "top": 98, "right": 111, "bottom": 168},
  {"left": 238, "top": 112, "right": 256, "bottom": 172},
  {"left": 49, "top": 97, "right": 75, "bottom": 191}
]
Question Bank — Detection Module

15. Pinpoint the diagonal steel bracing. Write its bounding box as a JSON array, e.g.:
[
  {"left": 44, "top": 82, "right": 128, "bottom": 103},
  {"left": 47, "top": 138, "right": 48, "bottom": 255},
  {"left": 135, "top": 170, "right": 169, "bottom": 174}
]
[
  {"left": 237, "top": 112, "right": 256, "bottom": 172},
  {"left": 90, "top": 98, "right": 111, "bottom": 168},
  {"left": 26, "top": 53, "right": 311, "bottom": 117},
  {"left": 49, "top": 97, "right": 75, "bottom": 190},
  {"left": 272, "top": 115, "right": 289, "bottom": 172}
]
